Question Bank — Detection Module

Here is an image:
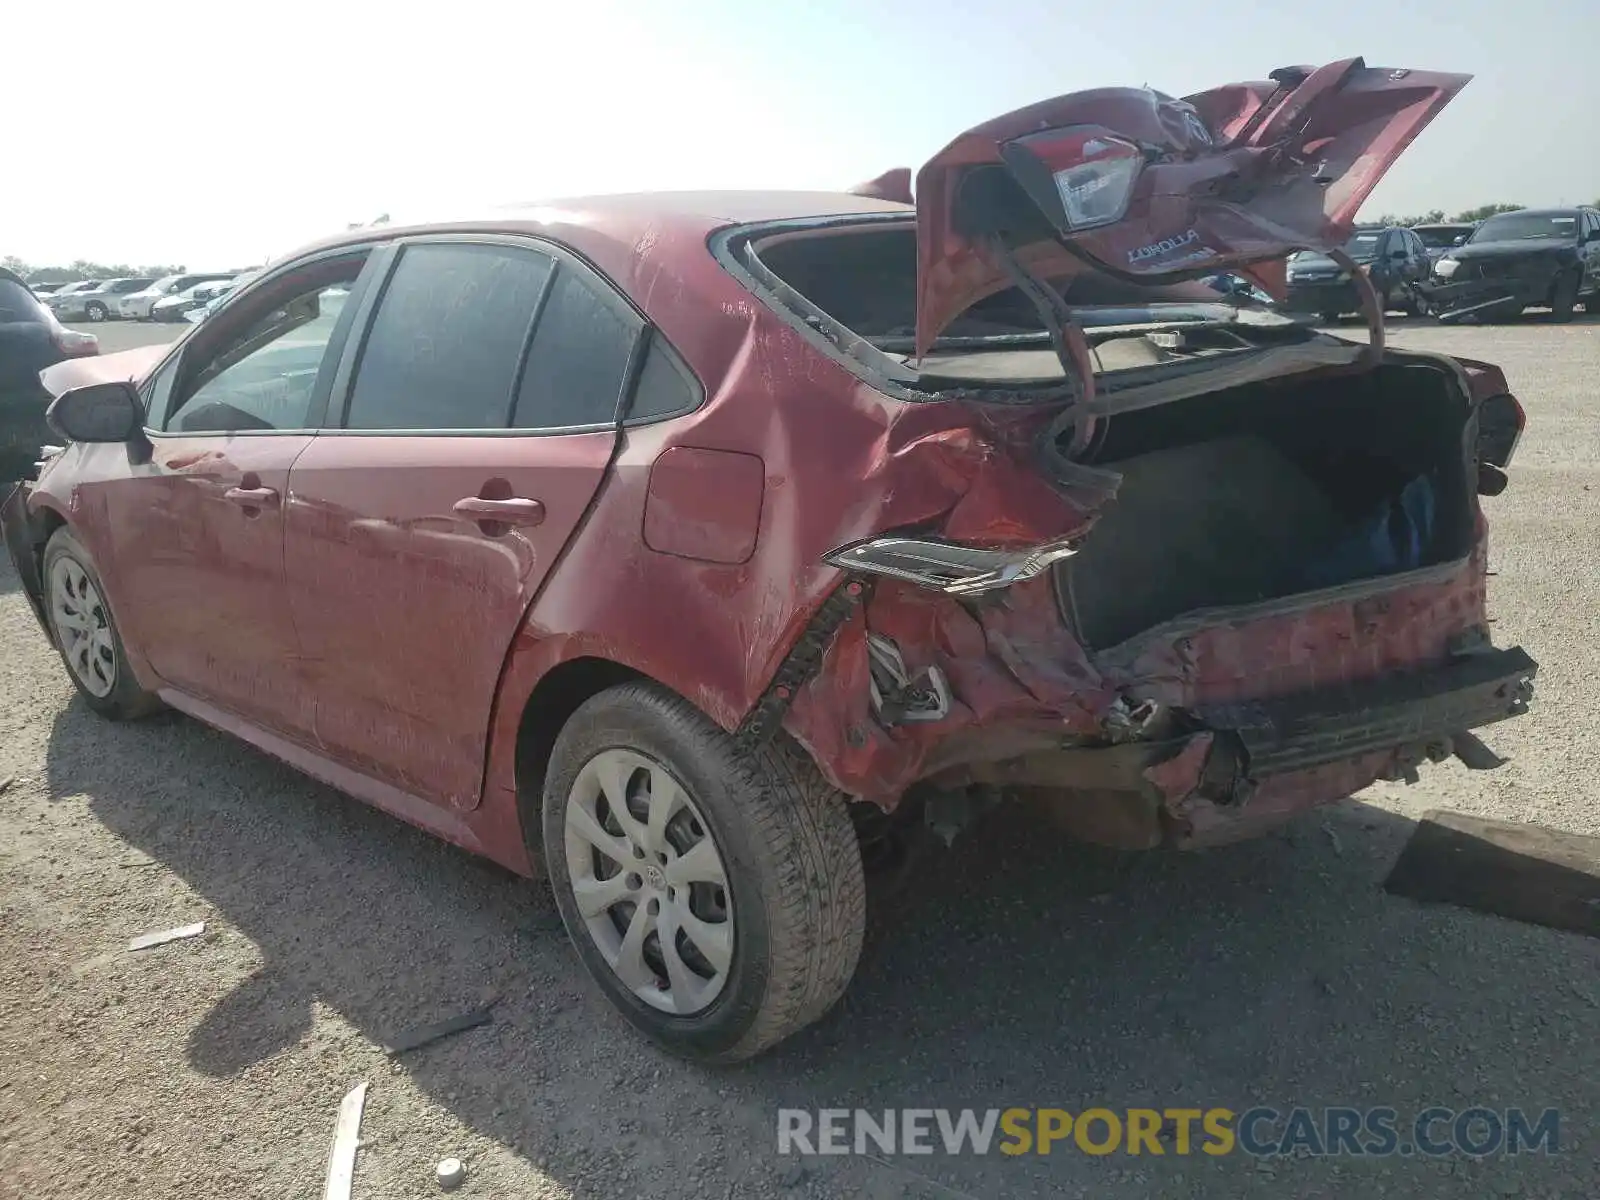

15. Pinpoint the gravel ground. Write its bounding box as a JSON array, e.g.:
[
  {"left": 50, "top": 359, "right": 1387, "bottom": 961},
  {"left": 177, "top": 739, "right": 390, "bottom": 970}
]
[{"left": 1, "top": 316, "right": 1597, "bottom": 1199}]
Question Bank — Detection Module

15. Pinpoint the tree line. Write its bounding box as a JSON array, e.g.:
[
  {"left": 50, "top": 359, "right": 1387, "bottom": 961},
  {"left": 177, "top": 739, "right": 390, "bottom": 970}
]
[
  {"left": 1370, "top": 200, "right": 1600, "bottom": 227},
  {"left": 1, "top": 256, "right": 188, "bottom": 284}
]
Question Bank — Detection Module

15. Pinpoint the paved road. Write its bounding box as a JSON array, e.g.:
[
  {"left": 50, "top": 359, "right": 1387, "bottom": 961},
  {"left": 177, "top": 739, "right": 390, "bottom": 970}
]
[{"left": 2, "top": 316, "right": 1597, "bottom": 1199}]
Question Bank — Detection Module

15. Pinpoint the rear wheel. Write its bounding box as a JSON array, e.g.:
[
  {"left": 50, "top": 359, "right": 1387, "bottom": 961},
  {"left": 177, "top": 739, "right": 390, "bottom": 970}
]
[
  {"left": 42, "top": 529, "right": 162, "bottom": 719},
  {"left": 1548, "top": 270, "right": 1580, "bottom": 323},
  {"left": 542, "top": 682, "right": 866, "bottom": 1063}
]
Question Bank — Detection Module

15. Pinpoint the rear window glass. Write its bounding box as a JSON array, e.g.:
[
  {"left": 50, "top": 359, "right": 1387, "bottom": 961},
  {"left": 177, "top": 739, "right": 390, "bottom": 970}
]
[
  {"left": 1341, "top": 231, "right": 1385, "bottom": 259},
  {"left": 512, "top": 267, "right": 638, "bottom": 429},
  {"left": 1473, "top": 213, "right": 1578, "bottom": 242},
  {"left": 345, "top": 242, "right": 553, "bottom": 430}
]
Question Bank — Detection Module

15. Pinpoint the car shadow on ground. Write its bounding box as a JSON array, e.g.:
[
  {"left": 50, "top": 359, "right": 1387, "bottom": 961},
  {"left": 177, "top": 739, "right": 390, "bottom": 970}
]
[{"left": 42, "top": 700, "right": 1599, "bottom": 1200}]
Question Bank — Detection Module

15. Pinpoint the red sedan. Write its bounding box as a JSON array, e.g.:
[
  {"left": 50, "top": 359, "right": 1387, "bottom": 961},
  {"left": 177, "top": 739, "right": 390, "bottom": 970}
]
[{"left": 3, "top": 58, "right": 1536, "bottom": 1062}]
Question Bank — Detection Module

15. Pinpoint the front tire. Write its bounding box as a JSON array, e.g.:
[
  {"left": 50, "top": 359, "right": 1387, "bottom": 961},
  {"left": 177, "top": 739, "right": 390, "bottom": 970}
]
[
  {"left": 542, "top": 682, "right": 866, "bottom": 1063},
  {"left": 1548, "top": 271, "right": 1580, "bottom": 322},
  {"left": 84, "top": 301, "right": 108, "bottom": 322},
  {"left": 42, "top": 529, "right": 162, "bottom": 719}
]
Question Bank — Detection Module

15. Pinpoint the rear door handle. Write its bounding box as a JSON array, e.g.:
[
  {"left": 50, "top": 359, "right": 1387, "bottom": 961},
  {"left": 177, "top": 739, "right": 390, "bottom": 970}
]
[
  {"left": 452, "top": 496, "right": 546, "bottom": 527},
  {"left": 224, "top": 486, "right": 279, "bottom": 508}
]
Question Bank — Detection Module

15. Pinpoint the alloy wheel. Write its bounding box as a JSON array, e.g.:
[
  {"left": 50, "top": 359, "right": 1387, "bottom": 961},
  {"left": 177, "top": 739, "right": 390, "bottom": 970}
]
[
  {"left": 562, "top": 748, "right": 734, "bottom": 1015},
  {"left": 49, "top": 557, "right": 116, "bottom": 698}
]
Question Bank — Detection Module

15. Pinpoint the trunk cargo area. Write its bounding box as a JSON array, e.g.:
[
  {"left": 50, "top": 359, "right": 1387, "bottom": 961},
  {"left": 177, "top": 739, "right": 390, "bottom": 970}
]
[{"left": 1060, "top": 361, "right": 1475, "bottom": 650}]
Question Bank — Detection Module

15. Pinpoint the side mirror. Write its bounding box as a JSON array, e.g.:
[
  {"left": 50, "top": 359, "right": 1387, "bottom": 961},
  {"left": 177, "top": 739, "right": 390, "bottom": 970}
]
[
  {"left": 46, "top": 381, "right": 145, "bottom": 444},
  {"left": 1453, "top": 235, "right": 1468, "bottom": 245}
]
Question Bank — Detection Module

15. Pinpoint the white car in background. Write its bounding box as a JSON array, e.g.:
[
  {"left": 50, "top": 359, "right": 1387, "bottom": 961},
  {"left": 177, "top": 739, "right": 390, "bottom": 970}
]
[
  {"left": 116, "top": 272, "right": 238, "bottom": 320},
  {"left": 185, "top": 271, "right": 266, "bottom": 323}
]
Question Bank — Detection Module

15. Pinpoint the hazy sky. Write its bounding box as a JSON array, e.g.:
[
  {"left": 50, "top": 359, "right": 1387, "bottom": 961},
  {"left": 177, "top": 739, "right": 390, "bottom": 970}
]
[{"left": 5, "top": 0, "right": 1596, "bottom": 269}]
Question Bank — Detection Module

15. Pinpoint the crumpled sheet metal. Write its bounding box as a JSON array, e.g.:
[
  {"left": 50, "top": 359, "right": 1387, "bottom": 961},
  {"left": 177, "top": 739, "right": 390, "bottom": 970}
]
[{"left": 784, "top": 574, "right": 1120, "bottom": 803}]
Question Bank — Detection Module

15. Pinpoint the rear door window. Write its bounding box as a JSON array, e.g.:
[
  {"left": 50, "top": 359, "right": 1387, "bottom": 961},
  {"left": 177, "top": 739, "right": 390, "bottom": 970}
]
[
  {"left": 343, "top": 242, "right": 553, "bottom": 431},
  {"left": 511, "top": 265, "right": 641, "bottom": 430}
]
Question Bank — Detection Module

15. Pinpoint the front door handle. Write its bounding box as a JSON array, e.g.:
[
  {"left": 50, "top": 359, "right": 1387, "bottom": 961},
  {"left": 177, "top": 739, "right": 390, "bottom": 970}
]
[
  {"left": 224, "top": 486, "right": 279, "bottom": 508},
  {"left": 452, "top": 496, "right": 546, "bottom": 527}
]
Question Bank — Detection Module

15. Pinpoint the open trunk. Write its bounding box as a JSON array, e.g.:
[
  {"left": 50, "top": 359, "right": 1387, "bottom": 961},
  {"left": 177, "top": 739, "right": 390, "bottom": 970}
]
[{"left": 1060, "top": 360, "right": 1475, "bottom": 649}]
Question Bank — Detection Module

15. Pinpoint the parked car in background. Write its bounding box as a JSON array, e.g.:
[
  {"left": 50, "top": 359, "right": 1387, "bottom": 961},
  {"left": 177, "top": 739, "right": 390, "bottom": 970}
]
[
  {"left": 150, "top": 278, "right": 238, "bottom": 323},
  {"left": 29, "top": 282, "right": 71, "bottom": 298},
  {"left": 42, "top": 280, "right": 104, "bottom": 313},
  {"left": 1284, "top": 226, "right": 1433, "bottom": 320},
  {"left": 2, "top": 59, "right": 1537, "bottom": 1064},
  {"left": 1202, "top": 272, "right": 1277, "bottom": 306},
  {"left": 1428, "top": 207, "right": 1600, "bottom": 323},
  {"left": 116, "top": 273, "right": 241, "bottom": 321},
  {"left": 48, "top": 277, "right": 155, "bottom": 323},
  {"left": 185, "top": 271, "right": 266, "bottom": 323},
  {"left": 1412, "top": 222, "right": 1476, "bottom": 263},
  {"left": 0, "top": 267, "right": 97, "bottom": 481}
]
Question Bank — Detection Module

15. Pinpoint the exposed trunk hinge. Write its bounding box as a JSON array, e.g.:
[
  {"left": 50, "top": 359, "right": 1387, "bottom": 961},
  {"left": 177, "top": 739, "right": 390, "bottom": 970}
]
[
  {"left": 986, "top": 235, "right": 1099, "bottom": 455},
  {"left": 1328, "top": 246, "right": 1385, "bottom": 367}
]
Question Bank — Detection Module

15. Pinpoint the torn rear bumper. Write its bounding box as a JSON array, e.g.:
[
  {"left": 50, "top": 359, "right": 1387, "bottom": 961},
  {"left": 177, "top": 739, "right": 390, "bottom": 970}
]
[
  {"left": 1191, "top": 644, "right": 1535, "bottom": 777},
  {"left": 944, "top": 645, "right": 1536, "bottom": 849},
  {"left": 1, "top": 482, "right": 51, "bottom": 641}
]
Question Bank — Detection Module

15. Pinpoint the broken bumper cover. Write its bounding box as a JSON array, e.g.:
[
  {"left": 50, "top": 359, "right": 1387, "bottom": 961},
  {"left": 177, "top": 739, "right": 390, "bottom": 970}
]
[
  {"left": 1425, "top": 275, "right": 1549, "bottom": 320},
  {"left": 954, "top": 646, "right": 1537, "bottom": 848},
  {"left": 1191, "top": 644, "right": 1535, "bottom": 778},
  {"left": 1, "top": 482, "right": 51, "bottom": 641}
]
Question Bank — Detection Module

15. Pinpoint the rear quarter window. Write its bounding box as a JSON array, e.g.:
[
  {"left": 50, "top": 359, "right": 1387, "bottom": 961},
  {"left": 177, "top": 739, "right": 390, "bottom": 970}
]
[
  {"left": 511, "top": 266, "right": 640, "bottom": 430},
  {"left": 626, "top": 335, "right": 700, "bottom": 423}
]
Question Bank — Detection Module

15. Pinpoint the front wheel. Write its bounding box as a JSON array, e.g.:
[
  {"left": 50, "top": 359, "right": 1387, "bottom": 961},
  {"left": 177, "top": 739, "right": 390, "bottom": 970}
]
[
  {"left": 1549, "top": 271, "right": 1580, "bottom": 322},
  {"left": 42, "top": 529, "right": 162, "bottom": 719},
  {"left": 84, "top": 301, "right": 107, "bottom": 322},
  {"left": 542, "top": 682, "right": 866, "bottom": 1063}
]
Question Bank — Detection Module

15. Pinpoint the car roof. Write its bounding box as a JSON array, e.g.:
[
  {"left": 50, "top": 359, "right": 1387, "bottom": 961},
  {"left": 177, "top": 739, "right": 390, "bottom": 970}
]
[
  {"left": 290, "top": 190, "right": 912, "bottom": 269},
  {"left": 1491, "top": 208, "right": 1583, "bottom": 218}
]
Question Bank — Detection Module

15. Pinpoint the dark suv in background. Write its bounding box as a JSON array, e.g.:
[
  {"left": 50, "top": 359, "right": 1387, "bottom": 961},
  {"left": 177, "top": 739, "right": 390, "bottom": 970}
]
[
  {"left": 1428, "top": 207, "right": 1600, "bottom": 323},
  {"left": 1284, "top": 225, "right": 1433, "bottom": 320},
  {"left": 0, "top": 268, "right": 98, "bottom": 480}
]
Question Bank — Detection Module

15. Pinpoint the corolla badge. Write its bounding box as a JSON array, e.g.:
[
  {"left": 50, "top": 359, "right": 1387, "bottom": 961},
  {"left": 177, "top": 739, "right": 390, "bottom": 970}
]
[{"left": 1128, "top": 228, "right": 1215, "bottom": 267}]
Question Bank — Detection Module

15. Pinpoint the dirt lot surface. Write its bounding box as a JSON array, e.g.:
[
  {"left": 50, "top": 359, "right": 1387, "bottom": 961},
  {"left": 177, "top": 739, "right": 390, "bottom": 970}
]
[{"left": 2, "top": 316, "right": 1597, "bottom": 1199}]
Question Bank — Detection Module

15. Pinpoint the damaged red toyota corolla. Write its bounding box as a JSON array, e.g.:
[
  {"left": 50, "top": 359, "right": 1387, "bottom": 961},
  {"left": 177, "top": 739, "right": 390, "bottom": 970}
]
[{"left": 2, "top": 58, "right": 1536, "bottom": 1062}]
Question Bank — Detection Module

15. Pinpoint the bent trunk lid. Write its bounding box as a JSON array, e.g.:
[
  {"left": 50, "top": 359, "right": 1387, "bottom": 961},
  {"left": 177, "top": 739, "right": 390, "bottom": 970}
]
[{"left": 914, "top": 58, "right": 1470, "bottom": 355}]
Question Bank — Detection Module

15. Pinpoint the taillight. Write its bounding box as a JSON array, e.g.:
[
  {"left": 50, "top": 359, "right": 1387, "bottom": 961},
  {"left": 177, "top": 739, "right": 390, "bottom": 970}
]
[
  {"left": 1001, "top": 127, "right": 1144, "bottom": 232},
  {"left": 52, "top": 328, "right": 99, "bottom": 358},
  {"left": 1476, "top": 394, "right": 1525, "bottom": 470}
]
